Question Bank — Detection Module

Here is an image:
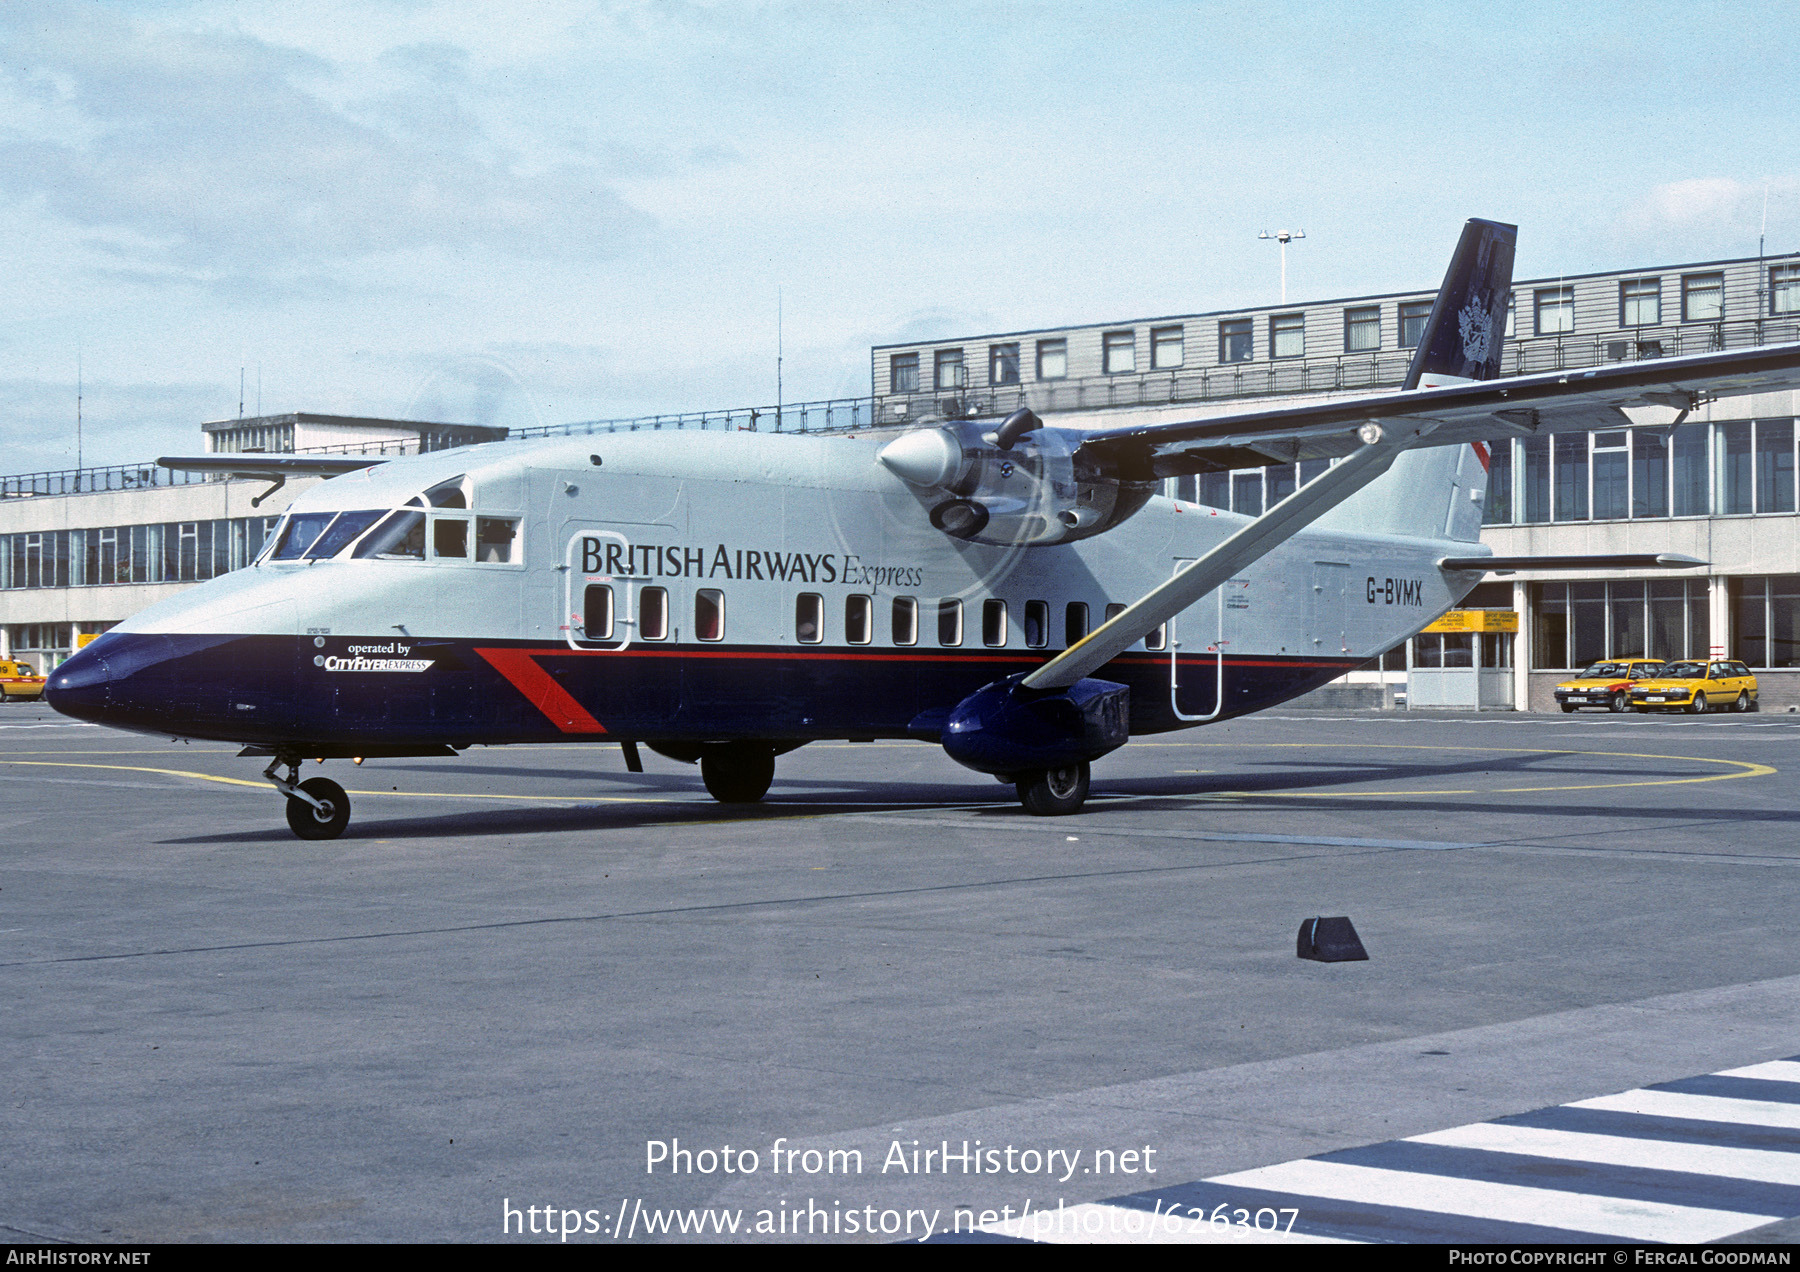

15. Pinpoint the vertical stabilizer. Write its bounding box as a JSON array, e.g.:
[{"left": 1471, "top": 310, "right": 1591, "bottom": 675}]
[{"left": 1402, "top": 218, "right": 1517, "bottom": 390}]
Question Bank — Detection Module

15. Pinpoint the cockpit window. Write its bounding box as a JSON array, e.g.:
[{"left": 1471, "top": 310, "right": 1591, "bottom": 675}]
[
  {"left": 426, "top": 477, "right": 469, "bottom": 509},
  {"left": 305, "top": 510, "right": 384, "bottom": 560},
  {"left": 271, "top": 512, "right": 338, "bottom": 560},
  {"left": 352, "top": 510, "right": 426, "bottom": 559}
]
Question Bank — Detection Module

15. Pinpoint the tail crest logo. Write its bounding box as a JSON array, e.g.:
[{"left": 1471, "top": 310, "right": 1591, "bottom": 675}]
[{"left": 1458, "top": 299, "right": 1494, "bottom": 364}]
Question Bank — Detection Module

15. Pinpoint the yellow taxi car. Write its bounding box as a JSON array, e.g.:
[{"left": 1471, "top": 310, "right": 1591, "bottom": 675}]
[
  {"left": 1552, "top": 658, "right": 1666, "bottom": 713},
  {"left": 1628, "top": 659, "right": 1758, "bottom": 714},
  {"left": 0, "top": 659, "right": 45, "bottom": 702}
]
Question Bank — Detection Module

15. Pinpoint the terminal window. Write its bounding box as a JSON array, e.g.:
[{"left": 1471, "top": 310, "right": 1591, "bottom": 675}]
[
  {"left": 890, "top": 352, "right": 919, "bottom": 393},
  {"left": 989, "top": 343, "right": 1020, "bottom": 385},
  {"left": 1151, "top": 325, "right": 1184, "bottom": 369},
  {"left": 1103, "top": 331, "right": 1136, "bottom": 375},
  {"left": 1772, "top": 264, "right": 1800, "bottom": 316},
  {"left": 1343, "top": 306, "right": 1380, "bottom": 353},
  {"left": 1271, "top": 313, "right": 1304, "bottom": 359},
  {"left": 1683, "top": 273, "right": 1724, "bottom": 322},
  {"left": 1398, "top": 300, "right": 1432, "bottom": 348},
  {"left": 1621, "top": 278, "right": 1661, "bottom": 326},
  {"left": 1534, "top": 287, "right": 1574, "bottom": 336},
  {"left": 1036, "top": 339, "right": 1067, "bottom": 380},
  {"left": 1734, "top": 576, "right": 1800, "bottom": 667},
  {"left": 934, "top": 348, "right": 965, "bottom": 390},
  {"left": 1218, "top": 318, "right": 1253, "bottom": 363}
]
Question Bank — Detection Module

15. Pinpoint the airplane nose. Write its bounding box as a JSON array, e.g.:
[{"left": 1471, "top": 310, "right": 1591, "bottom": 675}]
[{"left": 45, "top": 642, "right": 112, "bottom": 722}]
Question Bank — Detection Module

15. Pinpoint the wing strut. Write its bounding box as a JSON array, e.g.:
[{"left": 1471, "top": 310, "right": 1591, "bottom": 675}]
[{"left": 1022, "top": 425, "right": 1430, "bottom": 691}]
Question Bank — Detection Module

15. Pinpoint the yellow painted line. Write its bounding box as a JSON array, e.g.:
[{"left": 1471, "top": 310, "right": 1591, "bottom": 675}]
[
  {"left": 1122, "top": 741, "right": 1773, "bottom": 796},
  {"left": 0, "top": 760, "right": 674, "bottom": 804}
]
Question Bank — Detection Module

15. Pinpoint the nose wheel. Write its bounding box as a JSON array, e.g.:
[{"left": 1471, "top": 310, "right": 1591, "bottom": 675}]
[
  {"left": 265, "top": 758, "right": 352, "bottom": 840},
  {"left": 286, "top": 777, "right": 351, "bottom": 840}
]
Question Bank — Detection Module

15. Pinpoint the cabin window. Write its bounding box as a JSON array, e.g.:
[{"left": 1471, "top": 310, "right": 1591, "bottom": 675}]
[
  {"left": 1065, "top": 602, "right": 1089, "bottom": 646},
  {"left": 696, "top": 589, "right": 725, "bottom": 642},
  {"left": 796, "top": 593, "right": 823, "bottom": 643},
  {"left": 640, "top": 587, "right": 669, "bottom": 640},
  {"left": 433, "top": 518, "right": 469, "bottom": 559},
  {"left": 1105, "top": 602, "right": 1127, "bottom": 624},
  {"left": 475, "top": 517, "right": 517, "bottom": 563},
  {"left": 938, "top": 599, "right": 963, "bottom": 646},
  {"left": 1145, "top": 623, "right": 1167, "bottom": 651},
  {"left": 892, "top": 596, "right": 919, "bottom": 646},
  {"left": 353, "top": 510, "right": 425, "bottom": 560},
  {"left": 1024, "top": 600, "right": 1049, "bottom": 649},
  {"left": 583, "top": 585, "right": 614, "bottom": 641},
  {"left": 845, "top": 594, "right": 873, "bottom": 645},
  {"left": 982, "top": 599, "right": 1008, "bottom": 647}
]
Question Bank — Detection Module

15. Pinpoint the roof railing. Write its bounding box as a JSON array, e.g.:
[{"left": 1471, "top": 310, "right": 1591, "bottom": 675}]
[{"left": 8, "top": 314, "right": 1800, "bottom": 499}]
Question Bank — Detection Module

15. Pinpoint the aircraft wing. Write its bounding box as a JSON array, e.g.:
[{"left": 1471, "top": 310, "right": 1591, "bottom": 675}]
[
  {"left": 158, "top": 455, "right": 391, "bottom": 478},
  {"left": 1073, "top": 340, "right": 1800, "bottom": 481}
]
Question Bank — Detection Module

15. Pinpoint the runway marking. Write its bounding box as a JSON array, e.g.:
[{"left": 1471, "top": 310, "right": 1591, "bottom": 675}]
[{"left": 963, "top": 1056, "right": 1800, "bottom": 1244}]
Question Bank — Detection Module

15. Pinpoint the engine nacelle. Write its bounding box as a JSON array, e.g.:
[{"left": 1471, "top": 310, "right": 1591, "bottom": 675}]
[{"left": 877, "top": 419, "right": 1155, "bottom": 547}]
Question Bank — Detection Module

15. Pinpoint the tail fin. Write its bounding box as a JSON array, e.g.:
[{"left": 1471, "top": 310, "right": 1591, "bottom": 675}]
[{"left": 1402, "top": 218, "right": 1517, "bottom": 390}]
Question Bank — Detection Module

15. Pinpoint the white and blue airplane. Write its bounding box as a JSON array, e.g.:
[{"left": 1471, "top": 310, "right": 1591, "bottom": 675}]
[{"left": 44, "top": 221, "right": 1800, "bottom": 837}]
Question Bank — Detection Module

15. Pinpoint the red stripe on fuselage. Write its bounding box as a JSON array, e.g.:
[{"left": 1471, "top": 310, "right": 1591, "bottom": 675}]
[{"left": 474, "top": 647, "right": 608, "bottom": 734}]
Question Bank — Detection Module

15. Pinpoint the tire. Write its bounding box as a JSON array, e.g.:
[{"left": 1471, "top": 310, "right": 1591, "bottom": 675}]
[
  {"left": 1608, "top": 691, "right": 1628, "bottom": 713},
  {"left": 1633, "top": 706, "right": 1648, "bottom": 713},
  {"left": 1560, "top": 703, "right": 1577, "bottom": 713},
  {"left": 1016, "top": 762, "right": 1091, "bottom": 816},
  {"left": 1688, "top": 692, "right": 1709, "bottom": 715},
  {"left": 700, "top": 743, "right": 776, "bottom": 803},
  {"left": 286, "top": 777, "right": 350, "bottom": 840},
  {"left": 1734, "top": 692, "right": 1750, "bottom": 712}
]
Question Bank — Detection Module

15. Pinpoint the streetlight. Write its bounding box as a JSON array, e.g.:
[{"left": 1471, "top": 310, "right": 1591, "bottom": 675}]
[{"left": 1259, "top": 228, "right": 1305, "bottom": 304}]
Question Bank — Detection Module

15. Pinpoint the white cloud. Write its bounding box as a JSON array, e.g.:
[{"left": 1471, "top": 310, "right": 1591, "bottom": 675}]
[{"left": 0, "top": 3, "right": 650, "bottom": 282}]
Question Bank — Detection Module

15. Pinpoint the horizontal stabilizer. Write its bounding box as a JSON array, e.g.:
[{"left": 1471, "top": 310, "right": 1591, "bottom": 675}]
[
  {"left": 1439, "top": 553, "right": 1707, "bottom": 573},
  {"left": 159, "top": 455, "right": 389, "bottom": 478}
]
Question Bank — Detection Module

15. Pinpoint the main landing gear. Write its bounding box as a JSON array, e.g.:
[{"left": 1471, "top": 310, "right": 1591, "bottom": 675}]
[
  {"left": 699, "top": 742, "right": 777, "bottom": 804},
  {"left": 1015, "top": 762, "right": 1091, "bottom": 816},
  {"left": 265, "top": 757, "right": 351, "bottom": 840}
]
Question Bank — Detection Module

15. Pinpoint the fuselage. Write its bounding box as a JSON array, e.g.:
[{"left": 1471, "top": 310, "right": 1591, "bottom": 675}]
[{"left": 45, "top": 430, "right": 1485, "bottom": 749}]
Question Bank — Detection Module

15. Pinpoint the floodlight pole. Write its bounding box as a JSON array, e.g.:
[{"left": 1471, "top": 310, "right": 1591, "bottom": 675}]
[{"left": 1259, "top": 228, "right": 1305, "bottom": 304}]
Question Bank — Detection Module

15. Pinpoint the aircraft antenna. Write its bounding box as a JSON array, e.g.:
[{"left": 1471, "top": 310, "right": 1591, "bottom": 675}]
[
  {"left": 1259, "top": 228, "right": 1305, "bottom": 304},
  {"left": 776, "top": 286, "right": 783, "bottom": 433}
]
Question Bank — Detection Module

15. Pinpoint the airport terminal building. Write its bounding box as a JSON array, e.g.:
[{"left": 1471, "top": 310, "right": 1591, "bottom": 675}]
[{"left": 5, "top": 251, "right": 1800, "bottom": 711}]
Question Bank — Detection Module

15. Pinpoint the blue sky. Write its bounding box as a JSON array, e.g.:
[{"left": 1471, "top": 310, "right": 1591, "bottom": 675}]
[{"left": 3, "top": 1, "right": 1798, "bottom": 472}]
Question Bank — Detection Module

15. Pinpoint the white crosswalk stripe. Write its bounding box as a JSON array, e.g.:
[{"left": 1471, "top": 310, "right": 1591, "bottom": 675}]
[
  {"left": 1571, "top": 1089, "right": 1800, "bottom": 1129},
  {"left": 965, "top": 1054, "right": 1800, "bottom": 1244},
  {"left": 1206, "top": 1159, "right": 1777, "bottom": 1243},
  {"left": 1411, "top": 1122, "right": 1800, "bottom": 1184}
]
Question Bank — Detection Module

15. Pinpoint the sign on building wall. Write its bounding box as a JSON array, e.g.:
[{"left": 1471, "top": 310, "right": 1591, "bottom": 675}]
[{"left": 1422, "top": 609, "right": 1519, "bottom": 634}]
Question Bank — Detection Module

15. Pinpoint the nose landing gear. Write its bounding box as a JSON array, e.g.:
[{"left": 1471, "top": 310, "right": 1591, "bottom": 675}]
[{"left": 264, "top": 757, "right": 351, "bottom": 840}]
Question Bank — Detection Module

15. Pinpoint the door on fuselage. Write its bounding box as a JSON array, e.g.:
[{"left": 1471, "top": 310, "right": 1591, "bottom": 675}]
[{"left": 549, "top": 521, "right": 681, "bottom": 733}]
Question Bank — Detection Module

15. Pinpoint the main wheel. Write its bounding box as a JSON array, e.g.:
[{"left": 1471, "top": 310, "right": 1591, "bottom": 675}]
[
  {"left": 1735, "top": 691, "right": 1750, "bottom": 712},
  {"left": 1608, "top": 691, "right": 1628, "bottom": 713},
  {"left": 285, "top": 777, "right": 350, "bottom": 840},
  {"left": 1688, "top": 692, "right": 1709, "bottom": 715},
  {"left": 1016, "top": 762, "right": 1090, "bottom": 816},
  {"left": 1560, "top": 703, "right": 1577, "bottom": 713},
  {"left": 700, "top": 743, "right": 776, "bottom": 803}
]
